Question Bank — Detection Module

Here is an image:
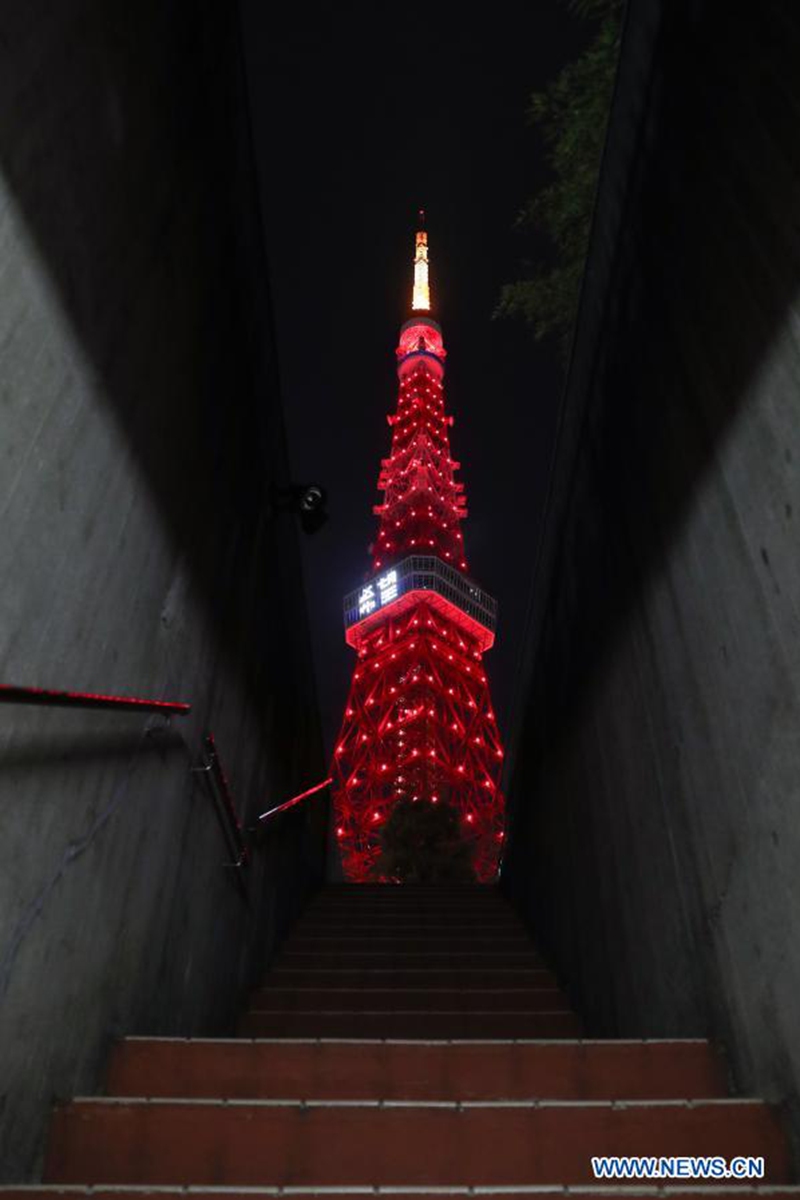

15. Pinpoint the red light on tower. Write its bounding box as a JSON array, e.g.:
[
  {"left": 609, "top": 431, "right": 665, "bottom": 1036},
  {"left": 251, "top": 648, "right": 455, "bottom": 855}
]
[{"left": 330, "top": 217, "right": 506, "bottom": 882}]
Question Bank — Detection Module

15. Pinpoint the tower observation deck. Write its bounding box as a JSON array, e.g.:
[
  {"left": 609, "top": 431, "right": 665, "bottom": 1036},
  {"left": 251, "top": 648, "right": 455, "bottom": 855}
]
[{"left": 330, "top": 215, "right": 506, "bottom": 882}]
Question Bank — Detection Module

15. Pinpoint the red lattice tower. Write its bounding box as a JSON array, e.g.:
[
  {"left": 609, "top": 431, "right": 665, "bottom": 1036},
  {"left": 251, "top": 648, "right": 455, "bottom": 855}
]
[{"left": 331, "top": 214, "right": 505, "bottom": 882}]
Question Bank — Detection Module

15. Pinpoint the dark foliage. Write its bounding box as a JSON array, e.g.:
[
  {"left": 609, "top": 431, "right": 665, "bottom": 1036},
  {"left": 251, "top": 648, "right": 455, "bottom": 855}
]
[
  {"left": 372, "top": 798, "right": 476, "bottom": 884},
  {"left": 496, "top": 0, "right": 624, "bottom": 356}
]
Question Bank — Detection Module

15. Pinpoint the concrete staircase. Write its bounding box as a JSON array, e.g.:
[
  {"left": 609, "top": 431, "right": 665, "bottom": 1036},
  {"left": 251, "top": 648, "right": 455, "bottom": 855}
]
[{"left": 3, "top": 884, "right": 797, "bottom": 1193}]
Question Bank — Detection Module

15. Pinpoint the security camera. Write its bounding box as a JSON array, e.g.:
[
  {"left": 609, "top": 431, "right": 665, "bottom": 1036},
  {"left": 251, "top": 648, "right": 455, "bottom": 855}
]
[
  {"left": 269, "top": 482, "right": 329, "bottom": 535},
  {"left": 297, "top": 484, "right": 328, "bottom": 534},
  {"left": 298, "top": 485, "right": 325, "bottom": 514}
]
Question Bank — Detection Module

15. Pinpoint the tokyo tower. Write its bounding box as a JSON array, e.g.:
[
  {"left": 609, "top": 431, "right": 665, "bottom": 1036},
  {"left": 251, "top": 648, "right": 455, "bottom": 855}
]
[{"left": 331, "top": 214, "right": 505, "bottom": 882}]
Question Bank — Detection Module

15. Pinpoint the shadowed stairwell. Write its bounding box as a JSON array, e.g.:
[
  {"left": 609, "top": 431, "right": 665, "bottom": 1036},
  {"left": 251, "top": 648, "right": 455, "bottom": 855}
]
[{"left": 2, "top": 883, "right": 796, "bottom": 1191}]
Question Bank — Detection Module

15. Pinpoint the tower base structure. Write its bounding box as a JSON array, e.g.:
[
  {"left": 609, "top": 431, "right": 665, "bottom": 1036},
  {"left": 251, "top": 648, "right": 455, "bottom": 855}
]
[{"left": 332, "top": 599, "right": 504, "bottom": 882}]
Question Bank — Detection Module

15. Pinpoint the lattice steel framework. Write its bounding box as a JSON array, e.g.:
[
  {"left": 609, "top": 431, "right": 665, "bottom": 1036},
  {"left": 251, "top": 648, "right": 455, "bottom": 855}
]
[{"left": 331, "top": 215, "right": 505, "bottom": 882}]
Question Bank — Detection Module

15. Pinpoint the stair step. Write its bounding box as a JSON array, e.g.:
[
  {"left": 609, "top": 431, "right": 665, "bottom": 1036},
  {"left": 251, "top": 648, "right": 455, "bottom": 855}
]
[
  {"left": 291, "top": 926, "right": 527, "bottom": 936},
  {"left": 298, "top": 907, "right": 520, "bottom": 920},
  {"left": 107, "top": 1037, "right": 730, "bottom": 1101},
  {"left": 277, "top": 951, "right": 544, "bottom": 969},
  {"left": 284, "top": 937, "right": 534, "bottom": 952},
  {"left": 9, "top": 1192, "right": 800, "bottom": 1200},
  {"left": 307, "top": 892, "right": 506, "bottom": 902},
  {"left": 304, "top": 898, "right": 511, "bottom": 908},
  {"left": 317, "top": 884, "right": 500, "bottom": 890},
  {"left": 299, "top": 907, "right": 522, "bottom": 918},
  {"left": 238, "top": 1012, "right": 583, "bottom": 1038},
  {"left": 45, "top": 1098, "right": 790, "bottom": 1185},
  {"left": 306, "top": 896, "right": 509, "bottom": 902},
  {"left": 307, "top": 895, "right": 511, "bottom": 902},
  {"left": 318, "top": 882, "right": 500, "bottom": 888},
  {"left": 265, "top": 967, "right": 558, "bottom": 988},
  {"left": 246, "top": 987, "right": 569, "bottom": 1013},
  {"left": 290, "top": 927, "right": 530, "bottom": 938},
  {"left": 311, "top": 883, "right": 501, "bottom": 892},
  {"left": 299, "top": 916, "right": 516, "bottom": 928},
  {"left": 308, "top": 896, "right": 505, "bottom": 904}
]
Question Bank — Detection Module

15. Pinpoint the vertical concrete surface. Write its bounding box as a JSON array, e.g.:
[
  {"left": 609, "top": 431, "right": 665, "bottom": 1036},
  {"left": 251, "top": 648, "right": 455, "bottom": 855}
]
[
  {"left": 503, "top": 0, "right": 800, "bottom": 1157},
  {"left": 0, "top": 1, "right": 326, "bottom": 1178}
]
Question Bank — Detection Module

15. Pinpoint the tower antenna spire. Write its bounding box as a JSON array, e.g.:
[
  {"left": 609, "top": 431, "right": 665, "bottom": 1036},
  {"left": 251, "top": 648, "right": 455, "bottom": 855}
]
[{"left": 411, "top": 210, "right": 431, "bottom": 312}]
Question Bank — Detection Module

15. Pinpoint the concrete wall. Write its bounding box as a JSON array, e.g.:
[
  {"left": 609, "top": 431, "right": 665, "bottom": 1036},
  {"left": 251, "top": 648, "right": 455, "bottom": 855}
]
[
  {"left": 0, "top": 1, "right": 326, "bottom": 1179},
  {"left": 503, "top": 0, "right": 800, "bottom": 1153}
]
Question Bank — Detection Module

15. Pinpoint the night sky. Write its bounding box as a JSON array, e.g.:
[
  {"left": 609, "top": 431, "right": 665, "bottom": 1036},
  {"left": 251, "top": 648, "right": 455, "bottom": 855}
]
[{"left": 241, "top": 6, "right": 592, "bottom": 759}]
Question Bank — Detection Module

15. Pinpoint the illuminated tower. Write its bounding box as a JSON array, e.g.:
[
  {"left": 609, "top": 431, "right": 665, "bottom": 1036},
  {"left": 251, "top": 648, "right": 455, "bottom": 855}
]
[{"left": 331, "top": 214, "right": 505, "bottom": 882}]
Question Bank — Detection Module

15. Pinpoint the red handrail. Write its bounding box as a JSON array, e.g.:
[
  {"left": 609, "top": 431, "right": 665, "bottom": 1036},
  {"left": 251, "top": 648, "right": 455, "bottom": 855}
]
[
  {"left": 0, "top": 687, "right": 324, "bottom": 870},
  {"left": 201, "top": 732, "right": 250, "bottom": 868},
  {"left": 258, "top": 776, "right": 332, "bottom": 822},
  {"left": 0, "top": 684, "right": 190, "bottom": 714}
]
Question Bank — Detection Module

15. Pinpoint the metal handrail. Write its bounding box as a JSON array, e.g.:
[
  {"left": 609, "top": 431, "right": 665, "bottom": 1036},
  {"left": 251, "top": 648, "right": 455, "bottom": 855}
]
[
  {"left": 258, "top": 776, "right": 331, "bottom": 822},
  {"left": 0, "top": 683, "right": 190, "bottom": 715},
  {"left": 0, "top": 687, "right": 326, "bottom": 883},
  {"left": 198, "top": 732, "right": 250, "bottom": 872}
]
